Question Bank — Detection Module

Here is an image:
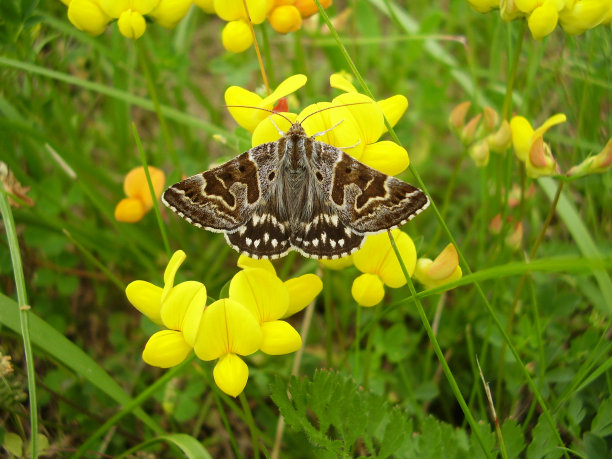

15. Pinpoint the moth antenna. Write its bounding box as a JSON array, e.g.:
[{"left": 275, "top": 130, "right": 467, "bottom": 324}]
[
  {"left": 268, "top": 116, "right": 286, "bottom": 136},
  {"left": 336, "top": 139, "right": 361, "bottom": 150},
  {"left": 224, "top": 105, "right": 294, "bottom": 125},
  {"left": 298, "top": 101, "right": 372, "bottom": 125},
  {"left": 311, "top": 119, "right": 344, "bottom": 138}
]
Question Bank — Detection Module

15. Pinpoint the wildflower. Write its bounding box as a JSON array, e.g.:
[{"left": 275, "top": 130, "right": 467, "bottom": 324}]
[
  {"left": 65, "top": 0, "right": 192, "bottom": 39},
  {"left": 505, "top": 221, "right": 524, "bottom": 250},
  {"left": 467, "top": 0, "right": 499, "bottom": 14},
  {"left": 225, "top": 74, "right": 307, "bottom": 132},
  {"left": 449, "top": 101, "right": 471, "bottom": 134},
  {"left": 489, "top": 213, "right": 503, "bottom": 234},
  {"left": 414, "top": 244, "right": 462, "bottom": 290},
  {"left": 567, "top": 139, "right": 612, "bottom": 177},
  {"left": 351, "top": 230, "right": 417, "bottom": 307},
  {"left": 247, "top": 74, "right": 410, "bottom": 176},
  {"left": 487, "top": 120, "right": 512, "bottom": 153},
  {"left": 510, "top": 114, "right": 565, "bottom": 178},
  {"left": 460, "top": 114, "right": 482, "bottom": 146},
  {"left": 0, "top": 162, "right": 34, "bottom": 207},
  {"left": 268, "top": 5, "right": 303, "bottom": 33},
  {"left": 114, "top": 166, "right": 165, "bottom": 222},
  {"left": 125, "top": 251, "right": 207, "bottom": 368},
  {"left": 194, "top": 298, "right": 262, "bottom": 397},
  {"left": 236, "top": 255, "right": 323, "bottom": 318},
  {"left": 559, "top": 0, "right": 611, "bottom": 35},
  {"left": 319, "top": 255, "right": 354, "bottom": 270},
  {"left": 469, "top": 139, "right": 490, "bottom": 167}
]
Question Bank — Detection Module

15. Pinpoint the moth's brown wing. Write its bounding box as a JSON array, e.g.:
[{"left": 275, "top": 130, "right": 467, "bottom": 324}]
[
  {"left": 224, "top": 208, "right": 291, "bottom": 259},
  {"left": 162, "top": 142, "right": 280, "bottom": 232},
  {"left": 310, "top": 142, "right": 429, "bottom": 234},
  {"left": 290, "top": 209, "right": 365, "bottom": 259}
]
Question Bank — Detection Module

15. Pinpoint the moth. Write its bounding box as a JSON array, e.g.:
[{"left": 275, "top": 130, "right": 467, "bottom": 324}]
[{"left": 162, "top": 108, "right": 429, "bottom": 260}]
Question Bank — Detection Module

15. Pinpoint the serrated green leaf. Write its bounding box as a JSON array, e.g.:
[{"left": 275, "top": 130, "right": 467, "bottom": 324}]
[
  {"left": 501, "top": 419, "right": 525, "bottom": 459},
  {"left": 590, "top": 397, "right": 612, "bottom": 437},
  {"left": 580, "top": 433, "right": 608, "bottom": 459},
  {"left": 526, "top": 415, "right": 562, "bottom": 459}
]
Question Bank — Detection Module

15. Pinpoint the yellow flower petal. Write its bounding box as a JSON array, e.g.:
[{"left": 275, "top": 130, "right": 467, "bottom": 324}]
[
  {"left": 294, "top": 0, "right": 332, "bottom": 17},
  {"left": 149, "top": 0, "right": 192, "bottom": 28},
  {"left": 269, "top": 5, "right": 302, "bottom": 33},
  {"left": 159, "top": 281, "right": 207, "bottom": 332},
  {"left": 330, "top": 72, "right": 358, "bottom": 93},
  {"left": 193, "top": 0, "right": 215, "bottom": 13},
  {"left": 283, "top": 273, "right": 323, "bottom": 318},
  {"left": 414, "top": 258, "right": 463, "bottom": 289},
  {"left": 125, "top": 280, "right": 163, "bottom": 325},
  {"left": 259, "top": 74, "right": 308, "bottom": 107},
  {"left": 123, "top": 166, "right": 165, "bottom": 210},
  {"left": 225, "top": 85, "right": 267, "bottom": 131},
  {"left": 378, "top": 94, "right": 408, "bottom": 133},
  {"left": 117, "top": 10, "right": 146, "bottom": 39},
  {"left": 532, "top": 113, "right": 566, "bottom": 139},
  {"left": 319, "top": 255, "right": 354, "bottom": 270},
  {"left": 351, "top": 273, "right": 385, "bottom": 307},
  {"left": 510, "top": 116, "right": 535, "bottom": 161},
  {"left": 331, "top": 92, "right": 384, "bottom": 148},
  {"left": 194, "top": 299, "right": 262, "bottom": 361},
  {"left": 68, "top": 0, "right": 112, "bottom": 36},
  {"left": 377, "top": 230, "right": 416, "bottom": 288},
  {"left": 237, "top": 254, "right": 276, "bottom": 274},
  {"left": 260, "top": 320, "right": 302, "bottom": 354},
  {"left": 213, "top": 353, "right": 249, "bottom": 397},
  {"left": 222, "top": 20, "right": 253, "bottom": 53},
  {"left": 559, "top": 0, "right": 609, "bottom": 34},
  {"left": 214, "top": 0, "right": 270, "bottom": 24},
  {"left": 251, "top": 112, "right": 298, "bottom": 147},
  {"left": 162, "top": 250, "right": 186, "bottom": 298},
  {"left": 468, "top": 0, "right": 500, "bottom": 13},
  {"left": 514, "top": 0, "right": 538, "bottom": 13},
  {"left": 142, "top": 330, "right": 191, "bottom": 368},
  {"left": 426, "top": 243, "right": 459, "bottom": 280},
  {"left": 359, "top": 141, "right": 410, "bottom": 176},
  {"left": 528, "top": 3, "right": 559, "bottom": 39},
  {"left": 298, "top": 102, "right": 341, "bottom": 146},
  {"left": 229, "top": 268, "right": 289, "bottom": 322},
  {"left": 114, "top": 197, "right": 146, "bottom": 222}
]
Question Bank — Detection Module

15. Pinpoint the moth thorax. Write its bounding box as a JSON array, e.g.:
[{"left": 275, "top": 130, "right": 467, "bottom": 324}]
[{"left": 287, "top": 123, "right": 307, "bottom": 136}]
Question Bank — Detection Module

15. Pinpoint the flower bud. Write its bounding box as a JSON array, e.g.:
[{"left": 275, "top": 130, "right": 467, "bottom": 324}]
[
  {"left": 352, "top": 273, "right": 385, "bottom": 307},
  {"left": 487, "top": 119, "right": 512, "bottom": 153},
  {"left": 294, "top": 0, "right": 333, "bottom": 18},
  {"left": 489, "top": 213, "right": 503, "bottom": 234},
  {"left": 118, "top": 10, "right": 146, "bottom": 39},
  {"left": 468, "top": 0, "right": 500, "bottom": 14},
  {"left": 505, "top": 221, "right": 524, "bottom": 251},
  {"left": 526, "top": 136, "right": 558, "bottom": 178},
  {"left": 528, "top": 3, "right": 559, "bottom": 40},
  {"left": 269, "top": 5, "right": 302, "bottom": 34},
  {"left": 460, "top": 113, "right": 482, "bottom": 145},
  {"left": 222, "top": 20, "right": 253, "bottom": 53},
  {"left": 469, "top": 138, "right": 490, "bottom": 167},
  {"left": 67, "top": 0, "right": 112, "bottom": 36},
  {"left": 482, "top": 106, "right": 499, "bottom": 132},
  {"left": 449, "top": 101, "right": 471, "bottom": 133},
  {"left": 567, "top": 138, "right": 612, "bottom": 177},
  {"left": 413, "top": 244, "right": 462, "bottom": 290}
]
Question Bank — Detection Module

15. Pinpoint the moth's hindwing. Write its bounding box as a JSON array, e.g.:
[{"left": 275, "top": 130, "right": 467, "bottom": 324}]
[
  {"left": 224, "top": 209, "right": 291, "bottom": 259},
  {"left": 311, "top": 142, "right": 429, "bottom": 233},
  {"left": 162, "top": 142, "right": 279, "bottom": 232}
]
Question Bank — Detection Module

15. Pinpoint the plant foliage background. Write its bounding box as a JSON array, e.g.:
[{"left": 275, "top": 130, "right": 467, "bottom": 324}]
[{"left": 1, "top": 0, "right": 611, "bottom": 457}]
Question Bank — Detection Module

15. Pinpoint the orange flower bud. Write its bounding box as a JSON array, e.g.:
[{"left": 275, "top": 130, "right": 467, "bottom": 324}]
[
  {"left": 461, "top": 113, "right": 482, "bottom": 145},
  {"left": 294, "top": 0, "right": 332, "bottom": 18},
  {"left": 449, "top": 101, "right": 471, "bottom": 132},
  {"left": 269, "top": 5, "right": 302, "bottom": 33}
]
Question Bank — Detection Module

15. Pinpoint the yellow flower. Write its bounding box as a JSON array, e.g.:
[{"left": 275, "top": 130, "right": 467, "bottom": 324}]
[
  {"left": 351, "top": 229, "right": 417, "bottom": 307},
  {"left": 66, "top": 0, "right": 191, "bottom": 39},
  {"left": 527, "top": 1, "right": 559, "bottom": 39},
  {"left": 414, "top": 244, "right": 462, "bottom": 290},
  {"left": 567, "top": 138, "right": 612, "bottom": 177},
  {"left": 469, "top": 138, "right": 490, "bottom": 167},
  {"left": 221, "top": 20, "right": 254, "bottom": 53},
  {"left": 294, "top": 0, "right": 332, "bottom": 18},
  {"left": 114, "top": 166, "right": 165, "bottom": 222},
  {"left": 194, "top": 298, "right": 263, "bottom": 397},
  {"left": 236, "top": 255, "right": 322, "bottom": 317},
  {"left": 214, "top": 0, "right": 270, "bottom": 24},
  {"left": 510, "top": 113, "right": 565, "bottom": 178},
  {"left": 125, "top": 251, "right": 207, "bottom": 368},
  {"left": 269, "top": 5, "right": 302, "bottom": 33},
  {"left": 468, "top": 0, "right": 501, "bottom": 14},
  {"left": 193, "top": 0, "right": 215, "bottom": 14},
  {"left": 559, "top": 0, "right": 610, "bottom": 35},
  {"left": 248, "top": 74, "right": 411, "bottom": 176},
  {"left": 225, "top": 74, "right": 307, "bottom": 132}
]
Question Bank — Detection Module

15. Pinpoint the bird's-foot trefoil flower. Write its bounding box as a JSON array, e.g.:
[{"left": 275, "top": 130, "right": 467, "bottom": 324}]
[
  {"left": 567, "top": 138, "right": 612, "bottom": 178},
  {"left": 114, "top": 166, "right": 165, "bottom": 223},
  {"left": 125, "top": 250, "right": 207, "bottom": 368},
  {"left": 414, "top": 243, "right": 462, "bottom": 290},
  {"left": 351, "top": 229, "right": 417, "bottom": 307},
  {"left": 510, "top": 113, "right": 566, "bottom": 178},
  {"left": 65, "top": 0, "right": 192, "bottom": 39}
]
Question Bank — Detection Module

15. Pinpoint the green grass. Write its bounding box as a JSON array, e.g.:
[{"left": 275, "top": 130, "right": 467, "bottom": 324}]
[{"left": 1, "top": 1, "right": 611, "bottom": 457}]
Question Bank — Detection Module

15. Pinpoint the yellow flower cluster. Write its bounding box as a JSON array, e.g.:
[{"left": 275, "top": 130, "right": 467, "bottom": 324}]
[
  {"left": 126, "top": 251, "right": 321, "bottom": 397},
  {"left": 194, "top": 0, "right": 332, "bottom": 53},
  {"left": 63, "top": 0, "right": 192, "bottom": 39},
  {"left": 468, "top": 0, "right": 612, "bottom": 40}
]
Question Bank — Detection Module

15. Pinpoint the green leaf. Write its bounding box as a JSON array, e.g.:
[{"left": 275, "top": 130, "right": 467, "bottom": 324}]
[
  {"left": 119, "top": 434, "right": 213, "bottom": 459},
  {"left": 2, "top": 432, "right": 22, "bottom": 457},
  {"left": 590, "top": 397, "right": 612, "bottom": 437},
  {"left": 501, "top": 419, "right": 525, "bottom": 459},
  {"left": 526, "top": 415, "right": 562, "bottom": 459}
]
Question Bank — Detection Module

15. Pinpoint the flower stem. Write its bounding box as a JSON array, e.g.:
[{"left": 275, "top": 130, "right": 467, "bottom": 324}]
[
  {"left": 502, "top": 20, "right": 526, "bottom": 120},
  {"left": 242, "top": 0, "right": 270, "bottom": 94},
  {"left": 0, "top": 182, "right": 38, "bottom": 459},
  {"left": 239, "top": 392, "right": 260, "bottom": 459},
  {"left": 495, "top": 180, "right": 565, "bottom": 405},
  {"left": 135, "top": 39, "right": 180, "bottom": 174},
  {"left": 132, "top": 122, "right": 172, "bottom": 259}
]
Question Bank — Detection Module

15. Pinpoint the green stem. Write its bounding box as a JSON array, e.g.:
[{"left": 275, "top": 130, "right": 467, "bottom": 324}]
[
  {"left": 386, "top": 231, "right": 491, "bottom": 457},
  {"left": 135, "top": 39, "right": 180, "bottom": 174},
  {"left": 71, "top": 356, "right": 189, "bottom": 459},
  {"left": 0, "top": 183, "right": 38, "bottom": 458},
  {"left": 132, "top": 122, "right": 172, "bottom": 258},
  {"left": 312, "top": 2, "right": 567, "bottom": 454},
  {"left": 502, "top": 20, "right": 526, "bottom": 120},
  {"left": 239, "top": 392, "right": 261, "bottom": 459},
  {"left": 354, "top": 303, "right": 361, "bottom": 379},
  {"left": 495, "top": 180, "right": 565, "bottom": 406}
]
